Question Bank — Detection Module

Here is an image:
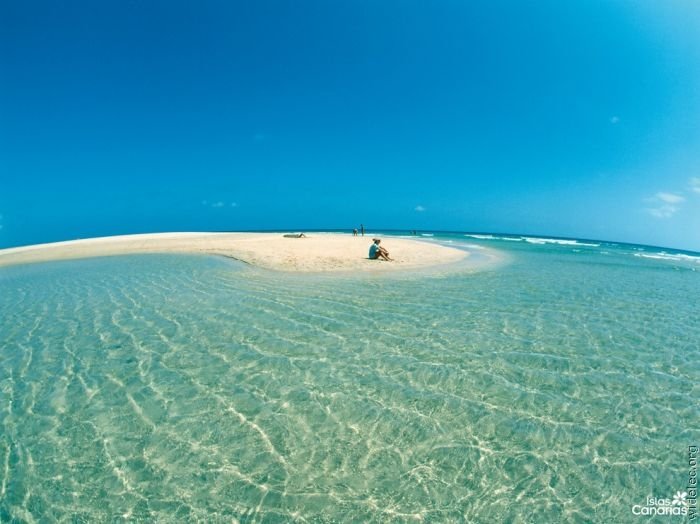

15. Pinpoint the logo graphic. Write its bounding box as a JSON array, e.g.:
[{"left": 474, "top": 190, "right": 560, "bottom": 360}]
[
  {"left": 631, "top": 493, "right": 689, "bottom": 517},
  {"left": 672, "top": 491, "right": 688, "bottom": 507}
]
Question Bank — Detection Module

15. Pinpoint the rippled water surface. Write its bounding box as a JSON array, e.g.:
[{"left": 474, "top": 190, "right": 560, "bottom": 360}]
[{"left": 1, "top": 235, "right": 699, "bottom": 522}]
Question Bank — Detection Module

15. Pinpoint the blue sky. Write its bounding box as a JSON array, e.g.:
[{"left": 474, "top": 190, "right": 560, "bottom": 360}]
[{"left": 1, "top": 1, "right": 700, "bottom": 250}]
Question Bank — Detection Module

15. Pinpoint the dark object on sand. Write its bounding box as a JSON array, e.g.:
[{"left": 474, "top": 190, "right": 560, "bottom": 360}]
[{"left": 283, "top": 233, "right": 306, "bottom": 238}]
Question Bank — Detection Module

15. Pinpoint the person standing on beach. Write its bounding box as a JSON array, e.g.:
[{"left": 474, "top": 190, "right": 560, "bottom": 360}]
[
  {"left": 360, "top": 224, "right": 365, "bottom": 236},
  {"left": 353, "top": 228, "right": 358, "bottom": 236}
]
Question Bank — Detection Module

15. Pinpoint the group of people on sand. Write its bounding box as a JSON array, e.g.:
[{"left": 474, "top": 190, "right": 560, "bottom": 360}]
[
  {"left": 351, "top": 224, "right": 392, "bottom": 261},
  {"left": 285, "top": 228, "right": 394, "bottom": 262},
  {"left": 352, "top": 224, "right": 365, "bottom": 237}
]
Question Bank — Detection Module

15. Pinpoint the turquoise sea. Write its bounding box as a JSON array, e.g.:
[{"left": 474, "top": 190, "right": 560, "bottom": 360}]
[{"left": 1, "top": 232, "right": 698, "bottom": 522}]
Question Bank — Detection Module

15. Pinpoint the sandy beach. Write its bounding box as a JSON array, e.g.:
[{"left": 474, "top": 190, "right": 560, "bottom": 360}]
[{"left": 0, "top": 232, "right": 468, "bottom": 272}]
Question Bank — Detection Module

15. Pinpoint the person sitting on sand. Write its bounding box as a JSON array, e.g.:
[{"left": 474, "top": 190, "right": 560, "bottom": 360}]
[
  {"left": 369, "top": 238, "right": 392, "bottom": 261},
  {"left": 283, "top": 233, "right": 306, "bottom": 238}
]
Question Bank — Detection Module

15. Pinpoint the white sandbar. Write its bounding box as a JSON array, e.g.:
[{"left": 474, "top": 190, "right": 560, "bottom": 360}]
[{"left": 0, "top": 232, "right": 468, "bottom": 273}]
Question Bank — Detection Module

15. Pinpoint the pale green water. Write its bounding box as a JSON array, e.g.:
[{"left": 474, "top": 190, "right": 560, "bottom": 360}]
[{"left": 1, "top": 234, "right": 699, "bottom": 522}]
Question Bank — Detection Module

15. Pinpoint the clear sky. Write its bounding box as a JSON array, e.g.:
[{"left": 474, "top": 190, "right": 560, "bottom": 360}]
[{"left": 2, "top": 1, "right": 700, "bottom": 250}]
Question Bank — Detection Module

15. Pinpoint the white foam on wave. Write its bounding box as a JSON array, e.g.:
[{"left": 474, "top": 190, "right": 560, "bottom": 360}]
[
  {"left": 464, "top": 234, "right": 496, "bottom": 240},
  {"left": 634, "top": 252, "right": 700, "bottom": 264},
  {"left": 464, "top": 234, "right": 598, "bottom": 247},
  {"left": 522, "top": 237, "right": 600, "bottom": 247}
]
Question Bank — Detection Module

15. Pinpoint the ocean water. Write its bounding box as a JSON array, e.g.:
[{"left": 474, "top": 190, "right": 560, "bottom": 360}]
[{"left": 1, "top": 233, "right": 698, "bottom": 522}]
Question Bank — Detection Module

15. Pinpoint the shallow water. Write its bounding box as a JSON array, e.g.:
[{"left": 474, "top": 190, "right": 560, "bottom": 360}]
[{"left": 1, "top": 234, "right": 699, "bottom": 522}]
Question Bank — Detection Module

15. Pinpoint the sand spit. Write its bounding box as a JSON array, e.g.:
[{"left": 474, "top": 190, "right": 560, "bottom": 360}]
[{"left": 0, "top": 232, "right": 468, "bottom": 273}]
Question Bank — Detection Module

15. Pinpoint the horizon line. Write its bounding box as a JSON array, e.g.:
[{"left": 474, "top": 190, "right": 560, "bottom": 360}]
[{"left": 1, "top": 228, "right": 698, "bottom": 256}]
